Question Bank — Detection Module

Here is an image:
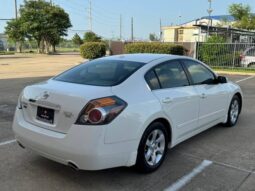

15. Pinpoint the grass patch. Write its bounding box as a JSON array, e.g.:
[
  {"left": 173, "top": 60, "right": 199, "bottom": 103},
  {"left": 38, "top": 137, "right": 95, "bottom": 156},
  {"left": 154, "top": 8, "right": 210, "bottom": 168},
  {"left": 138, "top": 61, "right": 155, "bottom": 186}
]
[
  {"left": 211, "top": 66, "right": 255, "bottom": 74},
  {"left": 0, "top": 51, "right": 15, "bottom": 55}
]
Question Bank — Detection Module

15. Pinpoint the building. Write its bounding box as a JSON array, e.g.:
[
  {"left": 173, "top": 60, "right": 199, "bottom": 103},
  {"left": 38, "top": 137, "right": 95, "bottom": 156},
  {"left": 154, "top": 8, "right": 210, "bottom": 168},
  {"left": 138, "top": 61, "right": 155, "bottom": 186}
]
[
  {"left": 161, "top": 15, "right": 255, "bottom": 43},
  {"left": 0, "top": 33, "right": 8, "bottom": 51}
]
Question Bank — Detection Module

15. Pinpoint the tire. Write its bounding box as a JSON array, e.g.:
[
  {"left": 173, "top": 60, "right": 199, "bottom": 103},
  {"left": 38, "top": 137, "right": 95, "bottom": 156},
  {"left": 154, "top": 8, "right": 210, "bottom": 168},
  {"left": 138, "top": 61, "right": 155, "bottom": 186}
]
[
  {"left": 224, "top": 95, "right": 241, "bottom": 127},
  {"left": 136, "top": 122, "right": 168, "bottom": 173}
]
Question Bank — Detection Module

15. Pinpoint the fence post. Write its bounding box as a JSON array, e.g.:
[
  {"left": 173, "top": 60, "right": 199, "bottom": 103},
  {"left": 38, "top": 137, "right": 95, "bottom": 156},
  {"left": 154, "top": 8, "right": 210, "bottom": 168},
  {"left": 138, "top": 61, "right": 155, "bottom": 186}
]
[
  {"left": 232, "top": 41, "right": 237, "bottom": 69},
  {"left": 193, "top": 42, "right": 198, "bottom": 59}
]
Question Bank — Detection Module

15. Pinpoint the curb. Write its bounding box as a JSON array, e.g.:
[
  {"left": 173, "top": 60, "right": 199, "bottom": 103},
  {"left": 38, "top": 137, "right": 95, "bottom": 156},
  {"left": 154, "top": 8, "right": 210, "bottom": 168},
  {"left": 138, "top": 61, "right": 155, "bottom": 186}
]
[{"left": 215, "top": 71, "right": 255, "bottom": 76}]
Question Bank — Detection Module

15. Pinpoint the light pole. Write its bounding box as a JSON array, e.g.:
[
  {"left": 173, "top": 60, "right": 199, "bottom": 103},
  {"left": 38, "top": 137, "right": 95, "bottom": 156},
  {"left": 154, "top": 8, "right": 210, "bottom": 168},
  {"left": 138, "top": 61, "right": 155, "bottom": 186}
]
[{"left": 207, "top": 0, "right": 213, "bottom": 39}]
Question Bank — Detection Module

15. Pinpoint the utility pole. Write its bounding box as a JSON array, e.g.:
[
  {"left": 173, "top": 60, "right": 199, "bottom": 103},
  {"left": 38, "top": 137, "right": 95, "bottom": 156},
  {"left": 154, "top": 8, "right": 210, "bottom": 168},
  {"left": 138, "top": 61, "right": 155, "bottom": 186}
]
[
  {"left": 131, "top": 17, "right": 134, "bottom": 41},
  {"left": 207, "top": 0, "right": 213, "bottom": 39},
  {"left": 14, "top": 0, "right": 18, "bottom": 19},
  {"left": 88, "top": 0, "right": 92, "bottom": 31},
  {"left": 119, "top": 14, "right": 122, "bottom": 40},
  {"left": 160, "top": 18, "right": 162, "bottom": 41}
]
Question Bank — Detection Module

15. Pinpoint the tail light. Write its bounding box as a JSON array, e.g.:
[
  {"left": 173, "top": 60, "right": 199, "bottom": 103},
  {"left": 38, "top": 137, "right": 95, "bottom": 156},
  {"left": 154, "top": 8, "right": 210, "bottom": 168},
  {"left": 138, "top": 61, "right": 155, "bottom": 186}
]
[
  {"left": 240, "top": 54, "right": 245, "bottom": 61},
  {"left": 76, "top": 96, "right": 127, "bottom": 125}
]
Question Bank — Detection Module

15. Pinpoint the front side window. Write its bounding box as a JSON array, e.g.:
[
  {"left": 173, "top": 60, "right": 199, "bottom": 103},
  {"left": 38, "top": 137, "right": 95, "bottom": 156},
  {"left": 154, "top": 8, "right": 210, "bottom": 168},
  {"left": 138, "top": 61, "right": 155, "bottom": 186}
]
[
  {"left": 153, "top": 61, "right": 189, "bottom": 89},
  {"left": 54, "top": 59, "right": 145, "bottom": 86},
  {"left": 183, "top": 60, "right": 215, "bottom": 85}
]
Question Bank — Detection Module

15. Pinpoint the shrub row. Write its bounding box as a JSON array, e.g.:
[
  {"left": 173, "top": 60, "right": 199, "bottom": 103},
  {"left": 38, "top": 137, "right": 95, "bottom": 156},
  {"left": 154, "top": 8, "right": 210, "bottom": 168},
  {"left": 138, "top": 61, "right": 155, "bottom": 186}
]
[
  {"left": 124, "top": 42, "right": 185, "bottom": 55},
  {"left": 80, "top": 42, "right": 106, "bottom": 59}
]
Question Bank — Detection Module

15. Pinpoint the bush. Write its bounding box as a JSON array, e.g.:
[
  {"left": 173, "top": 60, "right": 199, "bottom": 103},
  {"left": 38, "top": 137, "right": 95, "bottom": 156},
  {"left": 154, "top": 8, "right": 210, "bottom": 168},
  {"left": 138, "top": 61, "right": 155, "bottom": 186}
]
[
  {"left": 80, "top": 42, "right": 106, "bottom": 59},
  {"left": 125, "top": 42, "right": 185, "bottom": 55}
]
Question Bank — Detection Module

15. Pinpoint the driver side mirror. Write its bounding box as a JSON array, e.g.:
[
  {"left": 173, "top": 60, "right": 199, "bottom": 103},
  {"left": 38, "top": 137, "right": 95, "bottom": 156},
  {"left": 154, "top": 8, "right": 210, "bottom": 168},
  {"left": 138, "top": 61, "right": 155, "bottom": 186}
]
[{"left": 217, "top": 76, "right": 227, "bottom": 84}]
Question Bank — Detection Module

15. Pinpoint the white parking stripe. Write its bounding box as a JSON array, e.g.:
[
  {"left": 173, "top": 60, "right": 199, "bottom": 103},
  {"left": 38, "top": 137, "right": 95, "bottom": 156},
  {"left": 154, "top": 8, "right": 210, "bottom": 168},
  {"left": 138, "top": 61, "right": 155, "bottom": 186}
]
[
  {"left": 164, "top": 160, "right": 213, "bottom": 191},
  {"left": 235, "top": 76, "right": 255, "bottom": 83},
  {"left": 0, "top": 139, "right": 16, "bottom": 146}
]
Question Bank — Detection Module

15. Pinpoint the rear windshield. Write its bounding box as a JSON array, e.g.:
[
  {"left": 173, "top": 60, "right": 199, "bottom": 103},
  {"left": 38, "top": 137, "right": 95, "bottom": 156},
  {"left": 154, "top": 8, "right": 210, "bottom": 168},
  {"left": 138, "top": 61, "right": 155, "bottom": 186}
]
[{"left": 54, "top": 59, "right": 145, "bottom": 86}]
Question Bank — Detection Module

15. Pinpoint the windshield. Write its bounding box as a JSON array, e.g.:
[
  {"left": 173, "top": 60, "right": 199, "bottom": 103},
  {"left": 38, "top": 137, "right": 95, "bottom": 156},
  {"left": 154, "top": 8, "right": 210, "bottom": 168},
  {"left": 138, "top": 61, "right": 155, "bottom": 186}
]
[{"left": 54, "top": 59, "right": 145, "bottom": 86}]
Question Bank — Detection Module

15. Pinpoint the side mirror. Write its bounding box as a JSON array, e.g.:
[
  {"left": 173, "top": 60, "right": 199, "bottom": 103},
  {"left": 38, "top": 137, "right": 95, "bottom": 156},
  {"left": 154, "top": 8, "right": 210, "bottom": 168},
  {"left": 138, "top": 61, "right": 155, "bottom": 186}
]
[{"left": 217, "top": 76, "right": 227, "bottom": 84}]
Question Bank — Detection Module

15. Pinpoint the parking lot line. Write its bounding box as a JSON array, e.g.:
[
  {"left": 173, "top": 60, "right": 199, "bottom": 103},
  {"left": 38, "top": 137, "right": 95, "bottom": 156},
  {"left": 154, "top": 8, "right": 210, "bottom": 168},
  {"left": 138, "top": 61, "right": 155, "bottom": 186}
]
[
  {"left": 164, "top": 160, "right": 213, "bottom": 191},
  {"left": 0, "top": 139, "right": 16, "bottom": 146},
  {"left": 235, "top": 76, "right": 255, "bottom": 83}
]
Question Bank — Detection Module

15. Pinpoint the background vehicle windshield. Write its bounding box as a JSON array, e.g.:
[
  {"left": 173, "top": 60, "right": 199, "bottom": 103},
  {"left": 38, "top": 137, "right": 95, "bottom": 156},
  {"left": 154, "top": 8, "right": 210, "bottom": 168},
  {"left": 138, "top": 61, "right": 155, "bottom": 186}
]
[{"left": 54, "top": 59, "right": 145, "bottom": 86}]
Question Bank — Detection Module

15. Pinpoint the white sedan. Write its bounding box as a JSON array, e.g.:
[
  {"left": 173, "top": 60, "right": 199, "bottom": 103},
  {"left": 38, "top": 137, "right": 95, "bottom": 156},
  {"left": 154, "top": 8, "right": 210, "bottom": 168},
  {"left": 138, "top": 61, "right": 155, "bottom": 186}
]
[{"left": 13, "top": 54, "right": 242, "bottom": 173}]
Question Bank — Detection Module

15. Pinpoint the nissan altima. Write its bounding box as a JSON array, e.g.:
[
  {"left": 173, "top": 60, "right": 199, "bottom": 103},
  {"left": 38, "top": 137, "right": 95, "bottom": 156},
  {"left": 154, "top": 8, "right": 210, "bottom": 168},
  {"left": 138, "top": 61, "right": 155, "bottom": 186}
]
[{"left": 13, "top": 54, "right": 243, "bottom": 173}]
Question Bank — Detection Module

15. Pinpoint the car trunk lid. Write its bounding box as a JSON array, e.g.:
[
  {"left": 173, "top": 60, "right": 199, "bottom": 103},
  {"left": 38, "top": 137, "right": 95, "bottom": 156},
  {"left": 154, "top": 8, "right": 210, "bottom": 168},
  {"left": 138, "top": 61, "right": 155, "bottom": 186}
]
[{"left": 20, "top": 79, "right": 113, "bottom": 133}]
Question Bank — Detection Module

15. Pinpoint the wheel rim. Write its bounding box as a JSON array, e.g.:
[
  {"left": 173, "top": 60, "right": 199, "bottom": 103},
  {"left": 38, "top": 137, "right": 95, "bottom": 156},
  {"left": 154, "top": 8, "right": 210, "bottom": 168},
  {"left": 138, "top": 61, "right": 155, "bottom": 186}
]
[
  {"left": 230, "top": 100, "right": 239, "bottom": 124},
  {"left": 144, "top": 129, "right": 166, "bottom": 166}
]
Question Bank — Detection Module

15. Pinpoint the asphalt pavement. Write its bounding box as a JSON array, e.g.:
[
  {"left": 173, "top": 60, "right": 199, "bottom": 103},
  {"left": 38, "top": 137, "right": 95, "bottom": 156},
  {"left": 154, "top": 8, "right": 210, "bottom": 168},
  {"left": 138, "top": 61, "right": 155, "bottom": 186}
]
[{"left": 0, "top": 74, "right": 255, "bottom": 191}]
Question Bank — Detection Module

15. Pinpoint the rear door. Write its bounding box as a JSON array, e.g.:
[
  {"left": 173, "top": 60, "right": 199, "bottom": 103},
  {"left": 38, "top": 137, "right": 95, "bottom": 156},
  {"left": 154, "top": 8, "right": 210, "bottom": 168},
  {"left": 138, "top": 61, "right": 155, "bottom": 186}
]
[
  {"left": 182, "top": 59, "right": 229, "bottom": 128},
  {"left": 146, "top": 60, "right": 200, "bottom": 140}
]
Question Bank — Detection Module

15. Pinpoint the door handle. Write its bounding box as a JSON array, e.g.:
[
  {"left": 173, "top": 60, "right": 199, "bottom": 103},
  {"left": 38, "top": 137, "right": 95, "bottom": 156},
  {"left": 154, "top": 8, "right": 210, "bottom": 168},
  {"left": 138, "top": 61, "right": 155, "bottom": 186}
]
[
  {"left": 200, "top": 93, "right": 207, "bottom": 99},
  {"left": 162, "top": 97, "right": 173, "bottom": 104}
]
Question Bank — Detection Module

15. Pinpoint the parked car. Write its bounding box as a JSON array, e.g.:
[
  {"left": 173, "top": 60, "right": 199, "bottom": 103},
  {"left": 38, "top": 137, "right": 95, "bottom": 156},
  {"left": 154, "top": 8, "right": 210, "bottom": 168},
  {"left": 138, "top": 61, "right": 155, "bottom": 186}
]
[
  {"left": 13, "top": 54, "right": 243, "bottom": 173},
  {"left": 240, "top": 47, "right": 255, "bottom": 67}
]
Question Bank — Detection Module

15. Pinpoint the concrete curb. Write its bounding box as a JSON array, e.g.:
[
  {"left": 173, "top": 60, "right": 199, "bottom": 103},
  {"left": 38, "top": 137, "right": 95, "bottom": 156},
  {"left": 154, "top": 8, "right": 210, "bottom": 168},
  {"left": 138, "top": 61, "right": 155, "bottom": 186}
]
[{"left": 215, "top": 71, "right": 255, "bottom": 76}]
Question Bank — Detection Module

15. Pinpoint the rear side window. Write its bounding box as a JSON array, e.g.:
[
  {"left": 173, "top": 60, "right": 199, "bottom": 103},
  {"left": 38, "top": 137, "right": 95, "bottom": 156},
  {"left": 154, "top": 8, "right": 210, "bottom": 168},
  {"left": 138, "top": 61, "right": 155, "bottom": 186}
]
[
  {"left": 183, "top": 60, "right": 215, "bottom": 85},
  {"left": 246, "top": 48, "right": 255, "bottom": 56},
  {"left": 54, "top": 59, "right": 145, "bottom": 86},
  {"left": 153, "top": 61, "right": 189, "bottom": 89},
  {"left": 145, "top": 70, "right": 160, "bottom": 90}
]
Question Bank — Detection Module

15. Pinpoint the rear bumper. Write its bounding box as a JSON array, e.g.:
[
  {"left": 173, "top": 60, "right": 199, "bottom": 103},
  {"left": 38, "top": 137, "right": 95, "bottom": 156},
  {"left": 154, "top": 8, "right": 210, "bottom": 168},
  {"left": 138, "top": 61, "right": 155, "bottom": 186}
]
[{"left": 12, "top": 108, "right": 138, "bottom": 170}]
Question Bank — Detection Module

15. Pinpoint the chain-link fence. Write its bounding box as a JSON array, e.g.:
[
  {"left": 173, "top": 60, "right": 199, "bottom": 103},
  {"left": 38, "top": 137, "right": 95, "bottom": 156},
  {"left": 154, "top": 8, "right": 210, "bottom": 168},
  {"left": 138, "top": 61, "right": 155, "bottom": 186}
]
[
  {"left": 195, "top": 43, "right": 255, "bottom": 69},
  {"left": 3, "top": 40, "right": 80, "bottom": 53}
]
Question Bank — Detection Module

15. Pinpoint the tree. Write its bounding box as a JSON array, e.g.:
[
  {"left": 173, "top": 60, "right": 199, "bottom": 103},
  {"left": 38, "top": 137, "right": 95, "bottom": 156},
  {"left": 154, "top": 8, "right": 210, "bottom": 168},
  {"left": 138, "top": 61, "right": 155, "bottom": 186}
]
[
  {"left": 149, "top": 33, "right": 159, "bottom": 41},
  {"left": 229, "top": 4, "right": 250, "bottom": 20},
  {"left": 72, "top": 33, "right": 83, "bottom": 45},
  {"left": 6, "top": 0, "right": 72, "bottom": 53},
  {"left": 83, "top": 32, "right": 101, "bottom": 42},
  {"left": 5, "top": 19, "right": 26, "bottom": 52},
  {"left": 229, "top": 3, "right": 255, "bottom": 30}
]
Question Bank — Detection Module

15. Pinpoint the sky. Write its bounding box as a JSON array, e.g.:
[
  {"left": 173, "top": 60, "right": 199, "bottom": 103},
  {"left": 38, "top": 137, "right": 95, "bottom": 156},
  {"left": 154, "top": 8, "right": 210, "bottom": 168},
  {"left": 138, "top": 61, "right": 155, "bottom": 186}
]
[{"left": 0, "top": 0, "right": 255, "bottom": 40}]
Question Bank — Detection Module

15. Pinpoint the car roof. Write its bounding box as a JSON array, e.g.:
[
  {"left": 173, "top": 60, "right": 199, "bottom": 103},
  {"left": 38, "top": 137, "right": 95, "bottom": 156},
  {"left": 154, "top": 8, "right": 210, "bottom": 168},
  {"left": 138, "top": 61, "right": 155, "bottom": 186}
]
[{"left": 101, "top": 54, "right": 181, "bottom": 63}]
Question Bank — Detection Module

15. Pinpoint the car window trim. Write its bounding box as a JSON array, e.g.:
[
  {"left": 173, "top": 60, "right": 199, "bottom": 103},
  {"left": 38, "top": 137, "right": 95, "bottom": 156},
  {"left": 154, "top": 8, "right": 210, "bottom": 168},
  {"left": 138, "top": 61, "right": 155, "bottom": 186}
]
[
  {"left": 180, "top": 59, "right": 217, "bottom": 86},
  {"left": 144, "top": 59, "right": 191, "bottom": 91}
]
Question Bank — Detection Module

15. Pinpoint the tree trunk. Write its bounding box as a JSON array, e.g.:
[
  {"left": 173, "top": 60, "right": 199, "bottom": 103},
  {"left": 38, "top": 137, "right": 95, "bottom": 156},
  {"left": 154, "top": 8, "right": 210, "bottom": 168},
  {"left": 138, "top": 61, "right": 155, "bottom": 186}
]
[
  {"left": 16, "top": 42, "right": 22, "bottom": 53},
  {"left": 52, "top": 44, "right": 56, "bottom": 53},
  {"left": 37, "top": 40, "right": 40, "bottom": 53},
  {"left": 44, "top": 40, "right": 50, "bottom": 54},
  {"left": 40, "top": 40, "right": 45, "bottom": 54}
]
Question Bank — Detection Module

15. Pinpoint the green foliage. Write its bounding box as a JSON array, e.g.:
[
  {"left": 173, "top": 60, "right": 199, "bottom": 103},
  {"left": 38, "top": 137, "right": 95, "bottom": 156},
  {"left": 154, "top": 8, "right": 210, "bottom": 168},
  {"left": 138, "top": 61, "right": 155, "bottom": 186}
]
[
  {"left": 5, "top": 19, "right": 25, "bottom": 43},
  {"left": 125, "top": 42, "right": 185, "bottom": 55},
  {"left": 149, "top": 33, "right": 159, "bottom": 41},
  {"left": 5, "top": 0, "right": 72, "bottom": 53},
  {"left": 5, "top": 19, "right": 26, "bottom": 52},
  {"left": 72, "top": 33, "right": 83, "bottom": 45},
  {"left": 80, "top": 42, "right": 106, "bottom": 59},
  {"left": 197, "top": 36, "right": 240, "bottom": 67},
  {"left": 206, "top": 35, "right": 226, "bottom": 43},
  {"left": 229, "top": 3, "right": 251, "bottom": 20},
  {"left": 83, "top": 32, "right": 102, "bottom": 42},
  {"left": 229, "top": 3, "right": 255, "bottom": 30}
]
